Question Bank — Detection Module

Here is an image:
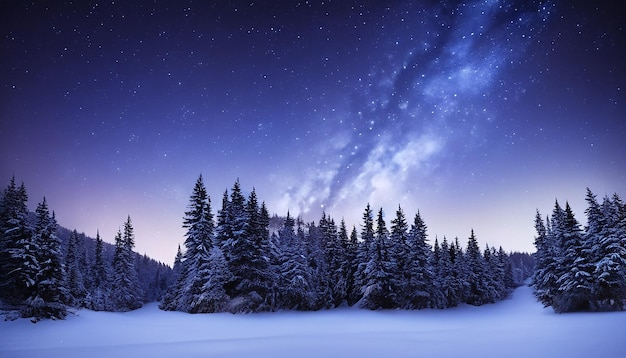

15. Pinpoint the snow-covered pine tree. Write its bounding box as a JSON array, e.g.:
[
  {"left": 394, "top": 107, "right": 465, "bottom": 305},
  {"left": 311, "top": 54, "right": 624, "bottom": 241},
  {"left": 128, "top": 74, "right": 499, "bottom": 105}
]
[
  {"left": 451, "top": 237, "right": 469, "bottom": 303},
  {"left": 161, "top": 175, "right": 218, "bottom": 312},
  {"left": 497, "top": 246, "right": 515, "bottom": 292},
  {"left": 86, "top": 231, "right": 111, "bottom": 311},
  {"left": 181, "top": 175, "right": 219, "bottom": 312},
  {"left": 159, "top": 244, "right": 184, "bottom": 311},
  {"left": 304, "top": 217, "right": 331, "bottom": 310},
  {"left": 464, "top": 230, "right": 491, "bottom": 306},
  {"left": 277, "top": 212, "right": 314, "bottom": 310},
  {"left": 167, "top": 245, "right": 183, "bottom": 292},
  {"left": 66, "top": 229, "right": 87, "bottom": 306},
  {"left": 361, "top": 208, "right": 397, "bottom": 309},
  {"left": 259, "top": 201, "right": 277, "bottom": 308},
  {"left": 237, "top": 189, "right": 274, "bottom": 312},
  {"left": 219, "top": 180, "right": 248, "bottom": 305},
  {"left": 434, "top": 237, "right": 462, "bottom": 308},
  {"left": 532, "top": 207, "right": 561, "bottom": 307},
  {"left": 214, "top": 189, "right": 231, "bottom": 250},
  {"left": 22, "top": 198, "right": 68, "bottom": 320},
  {"left": 553, "top": 202, "right": 594, "bottom": 313},
  {"left": 591, "top": 193, "right": 626, "bottom": 311},
  {"left": 354, "top": 203, "right": 374, "bottom": 304},
  {"left": 404, "top": 211, "right": 435, "bottom": 309},
  {"left": 323, "top": 214, "right": 346, "bottom": 307},
  {"left": 195, "top": 246, "right": 233, "bottom": 313},
  {"left": 346, "top": 225, "right": 360, "bottom": 306},
  {"left": 112, "top": 216, "right": 142, "bottom": 311},
  {"left": 329, "top": 219, "right": 351, "bottom": 307},
  {"left": 216, "top": 181, "right": 274, "bottom": 312},
  {"left": 482, "top": 245, "right": 500, "bottom": 302},
  {"left": 0, "top": 178, "right": 34, "bottom": 304},
  {"left": 388, "top": 205, "right": 410, "bottom": 308}
]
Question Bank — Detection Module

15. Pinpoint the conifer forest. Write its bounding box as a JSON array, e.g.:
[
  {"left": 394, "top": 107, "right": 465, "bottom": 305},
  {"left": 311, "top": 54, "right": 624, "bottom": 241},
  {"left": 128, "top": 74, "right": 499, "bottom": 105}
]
[{"left": 1, "top": 175, "right": 624, "bottom": 321}]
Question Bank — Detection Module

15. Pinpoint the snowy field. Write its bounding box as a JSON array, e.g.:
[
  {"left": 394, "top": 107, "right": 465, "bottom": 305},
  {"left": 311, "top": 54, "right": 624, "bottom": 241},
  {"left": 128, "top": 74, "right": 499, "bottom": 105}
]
[{"left": 1, "top": 285, "right": 625, "bottom": 358}]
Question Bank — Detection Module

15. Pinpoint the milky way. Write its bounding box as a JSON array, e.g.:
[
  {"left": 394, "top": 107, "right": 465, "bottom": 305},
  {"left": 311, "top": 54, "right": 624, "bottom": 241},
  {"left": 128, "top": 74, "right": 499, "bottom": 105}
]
[{"left": 1, "top": 1, "right": 624, "bottom": 263}]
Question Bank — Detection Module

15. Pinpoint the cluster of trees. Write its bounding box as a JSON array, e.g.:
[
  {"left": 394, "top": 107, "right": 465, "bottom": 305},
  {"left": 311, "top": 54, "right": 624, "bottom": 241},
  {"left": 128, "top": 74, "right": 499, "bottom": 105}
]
[
  {"left": 0, "top": 177, "right": 171, "bottom": 321},
  {"left": 161, "top": 176, "right": 531, "bottom": 313},
  {"left": 532, "top": 189, "right": 626, "bottom": 313}
]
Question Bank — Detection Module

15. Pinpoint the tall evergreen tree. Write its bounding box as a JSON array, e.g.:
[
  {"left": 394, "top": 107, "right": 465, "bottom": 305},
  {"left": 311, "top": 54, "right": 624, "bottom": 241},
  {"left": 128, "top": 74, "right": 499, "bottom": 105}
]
[
  {"left": 405, "top": 211, "right": 435, "bottom": 309},
  {"left": 324, "top": 215, "right": 346, "bottom": 307},
  {"left": 389, "top": 206, "right": 410, "bottom": 307},
  {"left": 277, "top": 212, "right": 314, "bottom": 310},
  {"left": 434, "top": 237, "right": 462, "bottom": 308},
  {"left": 361, "top": 208, "right": 397, "bottom": 309},
  {"left": 346, "top": 225, "right": 360, "bottom": 305},
  {"left": 482, "top": 245, "right": 500, "bottom": 302},
  {"left": 354, "top": 203, "right": 374, "bottom": 303},
  {"left": 181, "top": 175, "right": 217, "bottom": 312},
  {"left": 86, "top": 231, "right": 111, "bottom": 311},
  {"left": 305, "top": 216, "right": 331, "bottom": 309},
  {"left": 0, "top": 178, "right": 34, "bottom": 303},
  {"left": 553, "top": 202, "right": 593, "bottom": 312},
  {"left": 161, "top": 175, "right": 219, "bottom": 312},
  {"left": 112, "top": 216, "right": 142, "bottom": 311},
  {"left": 591, "top": 193, "right": 626, "bottom": 310},
  {"left": 65, "top": 230, "right": 87, "bottom": 306},
  {"left": 22, "top": 198, "right": 67, "bottom": 320},
  {"left": 237, "top": 189, "right": 274, "bottom": 311},
  {"left": 464, "top": 230, "right": 491, "bottom": 306},
  {"left": 532, "top": 207, "right": 561, "bottom": 307}
]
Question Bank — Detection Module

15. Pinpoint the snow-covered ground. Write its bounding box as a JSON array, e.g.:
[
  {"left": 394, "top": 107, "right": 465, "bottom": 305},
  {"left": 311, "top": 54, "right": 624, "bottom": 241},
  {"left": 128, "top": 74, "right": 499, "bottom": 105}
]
[{"left": 1, "top": 284, "right": 625, "bottom": 358}]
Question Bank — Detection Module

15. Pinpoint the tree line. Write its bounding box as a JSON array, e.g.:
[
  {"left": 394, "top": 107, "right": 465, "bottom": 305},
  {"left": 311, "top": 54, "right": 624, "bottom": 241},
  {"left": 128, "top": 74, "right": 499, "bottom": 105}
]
[
  {"left": 0, "top": 177, "right": 171, "bottom": 321},
  {"left": 161, "top": 175, "right": 532, "bottom": 313},
  {"left": 531, "top": 189, "right": 626, "bottom": 313}
]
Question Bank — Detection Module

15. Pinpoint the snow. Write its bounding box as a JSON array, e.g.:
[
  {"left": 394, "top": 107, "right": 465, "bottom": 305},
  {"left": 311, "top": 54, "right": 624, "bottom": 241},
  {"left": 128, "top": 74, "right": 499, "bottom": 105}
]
[{"left": 2, "top": 284, "right": 626, "bottom": 358}]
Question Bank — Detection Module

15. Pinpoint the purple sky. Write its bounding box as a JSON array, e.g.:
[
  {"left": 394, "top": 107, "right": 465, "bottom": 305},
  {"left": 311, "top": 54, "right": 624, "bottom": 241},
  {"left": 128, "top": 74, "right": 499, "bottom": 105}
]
[{"left": 1, "top": 1, "right": 624, "bottom": 264}]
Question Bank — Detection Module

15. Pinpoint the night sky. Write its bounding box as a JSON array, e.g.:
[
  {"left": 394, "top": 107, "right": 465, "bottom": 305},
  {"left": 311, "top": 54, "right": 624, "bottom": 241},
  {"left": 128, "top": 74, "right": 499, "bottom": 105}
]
[{"left": 1, "top": 1, "right": 624, "bottom": 264}]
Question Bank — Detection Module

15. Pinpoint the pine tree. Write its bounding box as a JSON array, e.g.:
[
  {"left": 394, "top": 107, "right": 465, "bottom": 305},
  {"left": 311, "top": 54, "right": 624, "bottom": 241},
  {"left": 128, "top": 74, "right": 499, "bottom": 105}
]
[
  {"left": 361, "top": 208, "right": 397, "bottom": 309},
  {"left": 334, "top": 219, "right": 352, "bottom": 307},
  {"left": 22, "top": 198, "right": 67, "bottom": 320},
  {"left": 172, "top": 244, "right": 183, "bottom": 283},
  {"left": 451, "top": 237, "right": 469, "bottom": 303},
  {"left": 482, "top": 245, "right": 500, "bottom": 302},
  {"left": 181, "top": 175, "right": 217, "bottom": 312},
  {"left": 0, "top": 178, "right": 34, "bottom": 304},
  {"left": 86, "top": 231, "right": 111, "bottom": 311},
  {"left": 464, "top": 230, "right": 491, "bottom": 306},
  {"left": 434, "top": 237, "right": 461, "bottom": 308},
  {"left": 497, "top": 246, "right": 515, "bottom": 292},
  {"left": 323, "top": 215, "right": 346, "bottom": 307},
  {"left": 532, "top": 205, "right": 561, "bottom": 307},
  {"left": 66, "top": 230, "right": 87, "bottom": 306},
  {"left": 238, "top": 189, "right": 274, "bottom": 311},
  {"left": 305, "top": 217, "right": 331, "bottom": 309},
  {"left": 388, "top": 206, "right": 410, "bottom": 307},
  {"left": 193, "top": 247, "right": 233, "bottom": 312},
  {"left": 354, "top": 203, "right": 374, "bottom": 303},
  {"left": 112, "top": 216, "right": 142, "bottom": 311},
  {"left": 220, "top": 180, "right": 247, "bottom": 300},
  {"left": 591, "top": 193, "right": 626, "bottom": 310},
  {"left": 404, "top": 211, "right": 434, "bottom": 309},
  {"left": 159, "top": 244, "right": 184, "bottom": 311},
  {"left": 554, "top": 202, "right": 593, "bottom": 312},
  {"left": 215, "top": 181, "right": 274, "bottom": 312},
  {"left": 277, "top": 212, "right": 314, "bottom": 310},
  {"left": 346, "top": 225, "right": 360, "bottom": 305}
]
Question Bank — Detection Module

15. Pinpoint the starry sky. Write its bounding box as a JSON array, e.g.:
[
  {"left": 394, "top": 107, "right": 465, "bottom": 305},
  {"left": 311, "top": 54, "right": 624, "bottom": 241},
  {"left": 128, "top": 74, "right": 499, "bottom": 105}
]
[{"left": 1, "top": 1, "right": 624, "bottom": 264}]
